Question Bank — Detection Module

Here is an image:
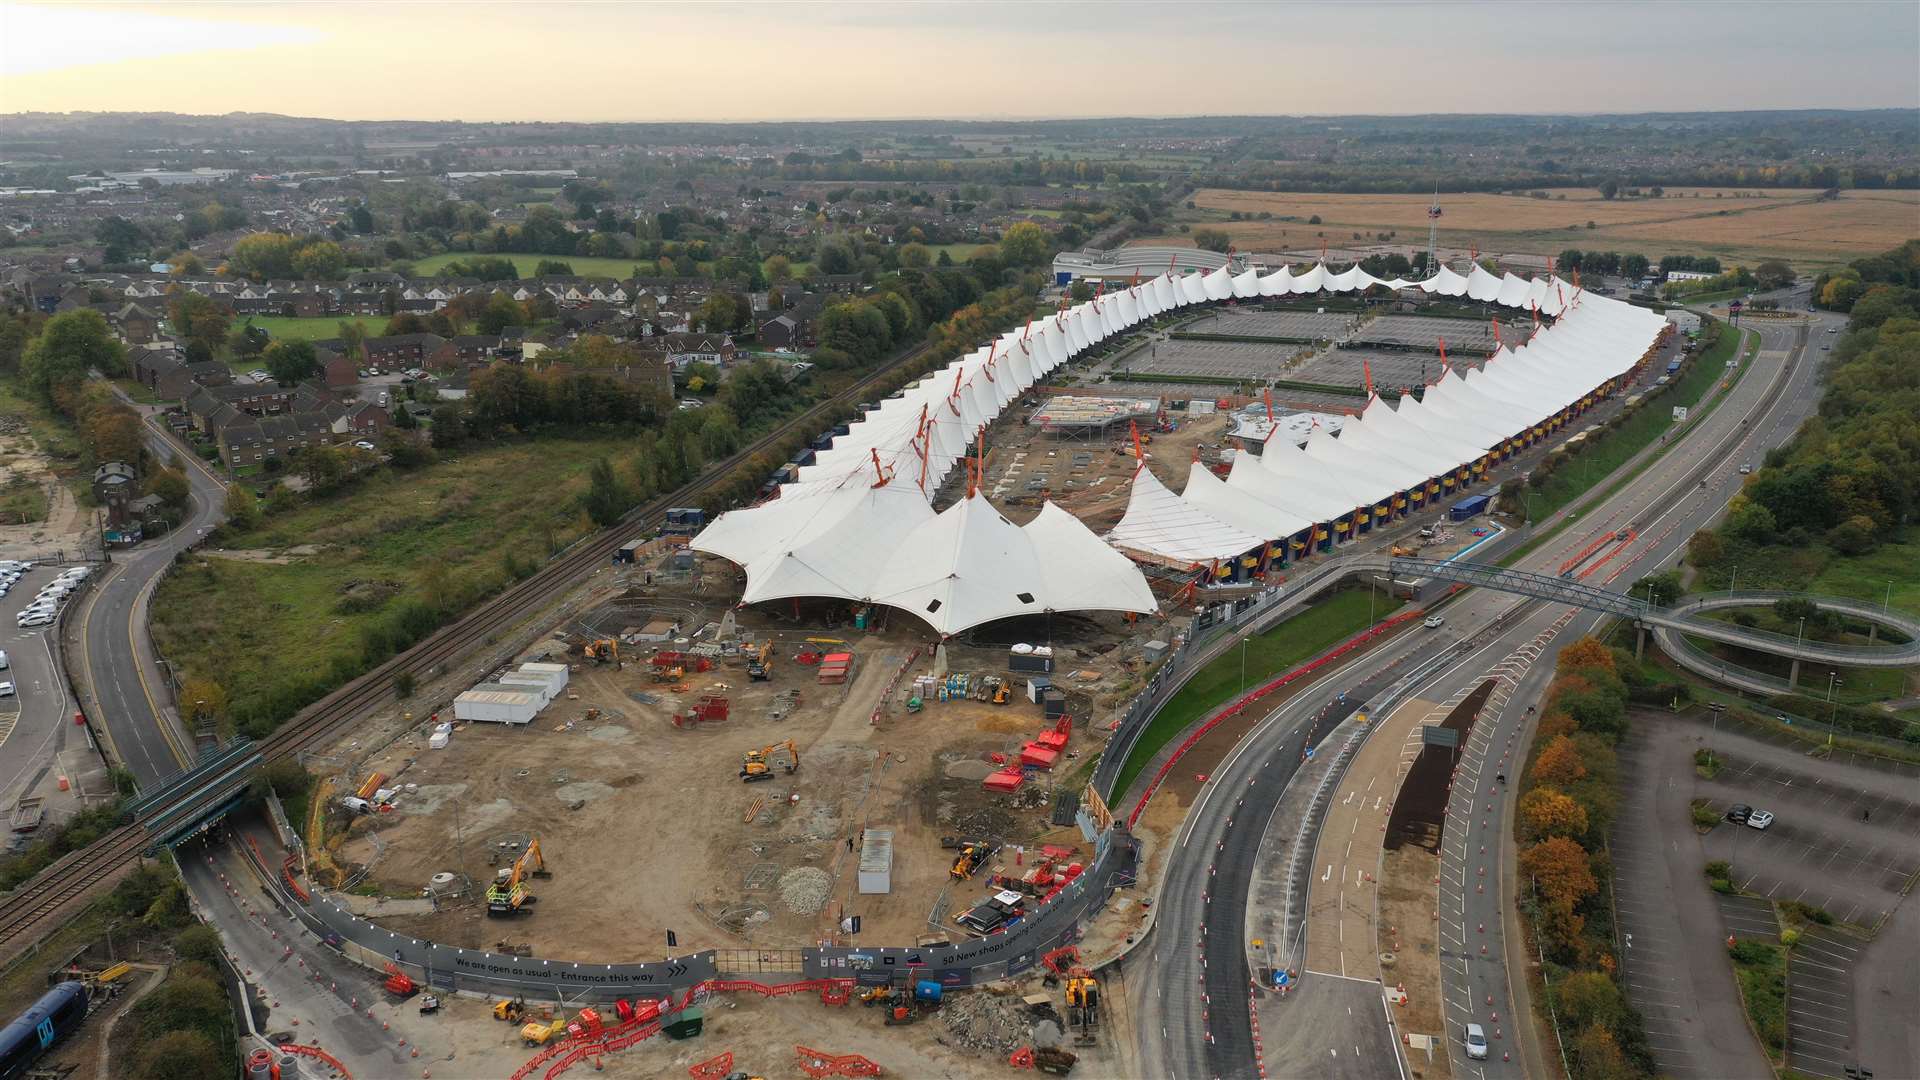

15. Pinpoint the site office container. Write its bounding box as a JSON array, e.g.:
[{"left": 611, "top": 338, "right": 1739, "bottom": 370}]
[{"left": 452, "top": 686, "right": 541, "bottom": 725}]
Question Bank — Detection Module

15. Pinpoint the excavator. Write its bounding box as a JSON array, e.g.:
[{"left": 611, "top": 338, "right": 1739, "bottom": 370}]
[
  {"left": 493, "top": 996, "right": 527, "bottom": 1023},
  {"left": 746, "top": 640, "right": 774, "bottom": 682},
  {"left": 949, "top": 840, "right": 995, "bottom": 881},
  {"left": 740, "top": 740, "right": 799, "bottom": 782},
  {"left": 486, "top": 838, "right": 551, "bottom": 917},
  {"left": 582, "top": 638, "right": 619, "bottom": 664},
  {"left": 1065, "top": 971, "right": 1101, "bottom": 1047}
]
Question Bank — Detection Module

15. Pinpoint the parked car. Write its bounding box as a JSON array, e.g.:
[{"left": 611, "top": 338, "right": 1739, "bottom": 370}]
[
  {"left": 0, "top": 682, "right": 13, "bottom": 697},
  {"left": 16, "top": 612, "right": 53, "bottom": 629},
  {"left": 0, "top": 650, "right": 9, "bottom": 669},
  {"left": 1746, "top": 809, "right": 1774, "bottom": 830},
  {"left": 1725, "top": 804, "right": 1753, "bottom": 824},
  {"left": 1423, "top": 616, "right": 1445, "bottom": 629},
  {"left": 1465, "top": 1023, "right": 1489, "bottom": 1060},
  {"left": 353, "top": 440, "right": 377, "bottom": 452}
]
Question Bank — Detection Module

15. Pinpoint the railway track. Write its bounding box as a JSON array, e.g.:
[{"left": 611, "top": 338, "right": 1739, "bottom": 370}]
[{"left": 0, "top": 338, "right": 939, "bottom": 958}]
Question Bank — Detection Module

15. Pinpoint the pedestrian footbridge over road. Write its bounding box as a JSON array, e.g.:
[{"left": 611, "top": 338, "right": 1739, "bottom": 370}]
[{"left": 1391, "top": 558, "right": 1920, "bottom": 669}]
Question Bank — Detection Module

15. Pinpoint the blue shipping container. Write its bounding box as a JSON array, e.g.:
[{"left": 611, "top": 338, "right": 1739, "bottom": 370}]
[{"left": 1449, "top": 494, "right": 1492, "bottom": 522}]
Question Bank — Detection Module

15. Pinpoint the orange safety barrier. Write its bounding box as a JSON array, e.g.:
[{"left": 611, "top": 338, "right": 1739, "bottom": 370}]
[
  {"left": 1126, "top": 608, "right": 1425, "bottom": 828},
  {"left": 280, "top": 1043, "right": 353, "bottom": 1079},
  {"left": 795, "top": 1044, "right": 884, "bottom": 1078},
  {"left": 689, "top": 1051, "right": 735, "bottom": 1080}
]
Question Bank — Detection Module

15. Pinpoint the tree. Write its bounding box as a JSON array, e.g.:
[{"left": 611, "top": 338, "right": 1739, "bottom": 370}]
[
  {"left": 764, "top": 254, "right": 792, "bottom": 283},
  {"left": 1557, "top": 637, "right": 1617, "bottom": 677},
  {"left": 296, "top": 445, "right": 348, "bottom": 491},
  {"left": 21, "top": 309, "right": 125, "bottom": 404},
  {"left": 1598, "top": 180, "right": 1619, "bottom": 200},
  {"left": 1569, "top": 1023, "right": 1630, "bottom": 1080},
  {"left": 1531, "top": 734, "right": 1588, "bottom": 786},
  {"left": 136, "top": 1029, "right": 225, "bottom": 1080},
  {"left": 146, "top": 467, "right": 189, "bottom": 511},
  {"left": 224, "top": 483, "right": 260, "bottom": 529},
  {"left": 1191, "top": 228, "right": 1231, "bottom": 253},
  {"left": 1000, "top": 222, "right": 1049, "bottom": 266},
  {"left": 1519, "top": 787, "right": 1590, "bottom": 841},
  {"left": 77, "top": 390, "right": 146, "bottom": 465},
  {"left": 1686, "top": 528, "right": 1725, "bottom": 567},
  {"left": 1827, "top": 514, "right": 1878, "bottom": 556},
  {"left": 1557, "top": 249, "right": 1585, "bottom": 272},
  {"left": 178, "top": 676, "right": 229, "bottom": 729},
  {"left": 1753, "top": 260, "right": 1794, "bottom": 291},
  {"left": 584, "top": 457, "right": 627, "bottom": 526},
  {"left": 1553, "top": 970, "right": 1627, "bottom": 1034},
  {"left": 1522, "top": 836, "right": 1598, "bottom": 910},
  {"left": 172, "top": 924, "right": 225, "bottom": 968},
  {"left": 1724, "top": 496, "right": 1778, "bottom": 544},
  {"left": 534, "top": 259, "right": 575, "bottom": 276},
  {"left": 262, "top": 340, "right": 319, "bottom": 385},
  {"left": 291, "top": 240, "right": 346, "bottom": 281},
  {"left": 228, "top": 321, "right": 270, "bottom": 359},
  {"left": 1621, "top": 253, "right": 1651, "bottom": 280},
  {"left": 167, "top": 290, "right": 231, "bottom": 355},
  {"left": 231, "top": 232, "right": 301, "bottom": 280},
  {"left": 335, "top": 319, "right": 368, "bottom": 363},
  {"left": 476, "top": 292, "right": 527, "bottom": 335},
  {"left": 1634, "top": 570, "right": 1683, "bottom": 607},
  {"left": 97, "top": 216, "right": 149, "bottom": 264},
  {"left": 1069, "top": 280, "right": 1094, "bottom": 302}
]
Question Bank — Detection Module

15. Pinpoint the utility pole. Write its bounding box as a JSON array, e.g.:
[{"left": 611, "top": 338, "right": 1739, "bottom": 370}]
[{"left": 1239, "top": 636, "right": 1251, "bottom": 695}]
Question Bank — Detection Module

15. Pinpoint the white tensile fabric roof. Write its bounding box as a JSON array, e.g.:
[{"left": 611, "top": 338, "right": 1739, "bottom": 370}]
[{"left": 695, "top": 260, "right": 1664, "bottom": 629}]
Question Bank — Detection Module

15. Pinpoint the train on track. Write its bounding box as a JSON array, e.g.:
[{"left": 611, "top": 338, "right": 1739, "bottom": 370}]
[{"left": 0, "top": 981, "right": 89, "bottom": 1080}]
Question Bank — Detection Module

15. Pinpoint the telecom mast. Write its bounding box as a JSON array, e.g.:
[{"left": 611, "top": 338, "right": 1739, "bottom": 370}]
[{"left": 1425, "top": 183, "right": 1442, "bottom": 274}]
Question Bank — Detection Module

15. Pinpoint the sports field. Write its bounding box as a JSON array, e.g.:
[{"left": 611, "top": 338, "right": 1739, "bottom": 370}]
[{"left": 1139, "top": 187, "right": 1919, "bottom": 270}]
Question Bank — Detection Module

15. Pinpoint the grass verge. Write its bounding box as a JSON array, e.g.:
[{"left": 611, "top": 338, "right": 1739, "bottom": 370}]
[
  {"left": 1727, "top": 938, "right": 1787, "bottom": 1063},
  {"left": 235, "top": 314, "right": 393, "bottom": 344},
  {"left": 1112, "top": 586, "right": 1403, "bottom": 800},
  {"left": 1501, "top": 325, "right": 1754, "bottom": 566}
]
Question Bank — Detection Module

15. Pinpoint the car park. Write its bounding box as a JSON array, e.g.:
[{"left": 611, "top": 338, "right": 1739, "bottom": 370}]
[
  {"left": 1423, "top": 615, "right": 1445, "bottom": 629},
  {"left": 1746, "top": 809, "right": 1774, "bottom": 830},
  {"left": 1465, "top": 1023, "right": 1489, "bottom": 1060},
  {"left": 1725, "top": 803, "right": 1753, "bottom": 824}
]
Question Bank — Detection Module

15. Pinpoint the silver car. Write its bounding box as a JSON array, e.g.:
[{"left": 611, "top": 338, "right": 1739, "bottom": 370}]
[{"left": 1466, "top": 1022, "right": 1489, "bottom": 1060}]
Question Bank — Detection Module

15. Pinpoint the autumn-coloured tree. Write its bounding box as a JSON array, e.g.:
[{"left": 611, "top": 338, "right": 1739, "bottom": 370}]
[
  {"left": 1520, "top": 834, "right": 1597, "bottom": 926},
  {"left": 1534, "top": 710, "right": 1579, "bottom": 744},
  {"left": 1554, "top": 970, "right": 1627, "bottom": 1034},
  {"left": 1557, "top": 636, "right": 1617, "bottom": 677},
  {"left": 1531, "top": 734, "right": 1589, "bottom": 786},
  {"left": 1570, "top": 1023, "right": 1632, "bottom": 1080},
  {"left": 1519, "top": 786, "right": 1590, "bottom": 841}
]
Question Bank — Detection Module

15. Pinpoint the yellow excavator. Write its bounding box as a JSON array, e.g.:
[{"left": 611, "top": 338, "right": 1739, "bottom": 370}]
[
  {"left": 583, "top": 638, "right": 619, "bottom": 664},
  {"left": 746, "top": 640, "right": 774, "bottom": 681},
  {"left": 487, "top": 838, "right": 551, "bottom": 917},
  {"left": 493, "top": 996, "right": 527, "bottom": 1023},
  {"left": 740, "top": 740, "right": 799, "bottom": 782},
  {"left": 1065, "top": 971, "right": 1102, "bottom": 1046},
  {"left": 950, "top": 841, "right": 994, "bottom": 881}
]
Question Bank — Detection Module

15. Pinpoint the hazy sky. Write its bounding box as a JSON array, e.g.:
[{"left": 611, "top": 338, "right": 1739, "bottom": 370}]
[{"left": 4, "top": 1, "right": 1917, "bottom": 122}]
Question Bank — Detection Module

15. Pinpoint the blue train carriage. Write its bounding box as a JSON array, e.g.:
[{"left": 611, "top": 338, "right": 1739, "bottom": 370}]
[{"left": 0, "top": 982, "right": 90, "bottom": 1080}]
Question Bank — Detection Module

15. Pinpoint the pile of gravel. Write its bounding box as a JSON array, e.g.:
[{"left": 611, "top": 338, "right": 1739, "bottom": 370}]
[{"left": 777, "top": 866, "right": 831, "bottom": 914}]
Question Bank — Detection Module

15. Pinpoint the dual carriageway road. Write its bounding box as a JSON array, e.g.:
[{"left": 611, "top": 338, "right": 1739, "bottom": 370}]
[{"left": 1131, "top": 309, "right": 1833, "bottom": 1079}]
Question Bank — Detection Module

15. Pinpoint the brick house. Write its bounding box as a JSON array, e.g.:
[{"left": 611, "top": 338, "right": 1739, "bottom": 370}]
[
  {"left": 362, "top": 333, "right": 446, "bottom": 370},
  {"left": 319, "top": 347, "right": 358, "bottom": 390}
]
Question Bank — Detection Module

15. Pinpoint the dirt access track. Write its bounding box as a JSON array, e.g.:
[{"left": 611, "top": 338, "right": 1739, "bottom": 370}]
[{"left": 334, "top": 611, "right": 1098, "bottom": 960}]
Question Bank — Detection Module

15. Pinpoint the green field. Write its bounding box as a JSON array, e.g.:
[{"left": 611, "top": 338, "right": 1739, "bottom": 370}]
[
  {"left": 238, "top": 314, "right": 391, "bottom": 344},
  {"left": 1112, "top": 587, "right": 1403, "bottom": 800},
  {"left": 407, "top": 253, "right": 644, "bottom": 279},
  {"left": 1808, "top": 533, "right": 1920, "bottom": 613},
  {"left": 151, "top": 435, "right": 640, "bottom": 735}
]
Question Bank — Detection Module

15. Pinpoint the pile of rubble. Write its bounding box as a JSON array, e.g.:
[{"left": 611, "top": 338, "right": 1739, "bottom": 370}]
[
  {"left": 935, "top": 990, "right": 1032, "bottom": 1055},
  {"left": 777, "top": 866, "right": 831, "bottom": 914}
]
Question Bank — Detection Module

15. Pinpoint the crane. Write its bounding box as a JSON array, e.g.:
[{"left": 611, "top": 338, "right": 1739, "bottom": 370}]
[
  {"left": 486, "top": 838, "right": 551, "bottom": 917},
  {"left": 740, "top": 740, "right": 799, "bottom": 782}
]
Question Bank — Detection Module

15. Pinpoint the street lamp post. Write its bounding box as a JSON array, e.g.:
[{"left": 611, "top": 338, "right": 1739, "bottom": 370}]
[
  {"left": 1240, "top": 636, "right": 1250, "bottom": 695},
  {"left": 1795, "top": 617, "right": 1806, "bottom": 651},
  {"left": 1825, "top": 671, "right": 1842, "bottom": 749}
]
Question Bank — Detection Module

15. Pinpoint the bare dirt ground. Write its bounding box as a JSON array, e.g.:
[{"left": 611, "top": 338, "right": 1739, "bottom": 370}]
[
  {"left": 971, "top": 406, "right": 1231, "bottom": 534},
  {"left": 0, "top": 429, "right": 91, "bottom": 556},
  {"left": 556, "top": 981, "right": 1121, "bottom": 1080},
  {"left": 332, "top": 609, "right": 1099, "bottom": 958},
  {"left": 1382, "top": 844, "right": 1449, "bottom": 1080}
]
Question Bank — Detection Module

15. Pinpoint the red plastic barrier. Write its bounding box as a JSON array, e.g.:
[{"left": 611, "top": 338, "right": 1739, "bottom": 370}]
[
  {"left": 280, "top": 1044, "right": 353, "bottom": 1079},
  {"left": 1125, "top": 609, "right": 1424, "bottom": 828}
]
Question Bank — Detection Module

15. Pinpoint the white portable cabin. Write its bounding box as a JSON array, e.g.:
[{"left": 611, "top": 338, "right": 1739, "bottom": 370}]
[
  {"left": 453, "top": 685, "right": 541, "bottom": 725},
  {"left": 858, "top": 829, "right": 894, "bottom": 894}
]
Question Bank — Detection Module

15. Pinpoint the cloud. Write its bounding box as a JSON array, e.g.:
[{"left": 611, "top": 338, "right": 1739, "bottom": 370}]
[{"left": 1, "top": 3, "right": 322, "bottom": 76}]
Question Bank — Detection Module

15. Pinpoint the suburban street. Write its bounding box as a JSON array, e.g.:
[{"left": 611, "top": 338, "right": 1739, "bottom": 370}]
[{"left": 1137, "top": 303, "right": 1834, "bottom": 1079}]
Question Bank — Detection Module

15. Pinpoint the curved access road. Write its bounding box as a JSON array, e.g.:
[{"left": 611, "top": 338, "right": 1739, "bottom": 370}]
[{"left": 67, "top": 404, "right": 230, "bottom": 787}]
